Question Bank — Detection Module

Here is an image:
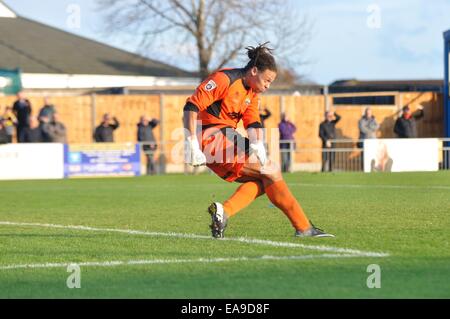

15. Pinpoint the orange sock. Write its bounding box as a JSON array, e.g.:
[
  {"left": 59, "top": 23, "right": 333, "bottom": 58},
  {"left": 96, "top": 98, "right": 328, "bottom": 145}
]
[
  {"left": 265, "top": 180, "right": 311, "bottom": 231},
  {"left": 223, "top": 181, "right": 265, "bottom": 217}
]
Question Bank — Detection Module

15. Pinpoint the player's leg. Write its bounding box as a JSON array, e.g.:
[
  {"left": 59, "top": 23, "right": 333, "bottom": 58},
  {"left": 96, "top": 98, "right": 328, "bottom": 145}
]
[
  {"left": 222, "top": 179, "right": 265, "bottom": 218},
  {"left": 204, "top": 129, "right": 332, "bottom": 238},
  {"left": 208, "top": 172, "right": 266, "bottom": 238},
  {"left": 240, "top": 155, "right": 334, "bottom": 237},
  {"left": 239, "top": 156, "right": 311, "bottom": 232},
  {"left": 208, "top": 174, "right": 265, "bottom": 238}
]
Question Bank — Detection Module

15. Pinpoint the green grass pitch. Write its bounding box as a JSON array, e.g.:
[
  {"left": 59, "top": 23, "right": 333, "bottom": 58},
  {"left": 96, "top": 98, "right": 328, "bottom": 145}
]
[{"left": 0, "top": 171, "right": 449, "bottom": 298}]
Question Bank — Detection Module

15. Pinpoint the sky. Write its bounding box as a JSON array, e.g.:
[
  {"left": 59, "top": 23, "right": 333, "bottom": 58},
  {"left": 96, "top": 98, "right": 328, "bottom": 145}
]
[{"left": 3, "top": 0, "right": 450, "bottom": 84}]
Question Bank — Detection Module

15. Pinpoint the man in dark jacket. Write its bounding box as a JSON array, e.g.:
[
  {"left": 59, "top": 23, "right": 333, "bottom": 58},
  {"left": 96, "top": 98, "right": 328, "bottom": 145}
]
[
  {"left": 319, "top": 111, "right": 341, "bottom": 172},
  {"left": 0, "top": 118, "right": 9, "bottom": 144},
  {"left": 94, "top": 113, "right": 119, "bottom": 142},
  {"left": 137, "top": 115, "right": 159, "bottom": 175},
  {"left": 38, "top": 97, "right": 56, "bottom": 125},
  {"left": 259, "top": 107, "right": 272, "bottom": 128},
  {"left": 394, "top": 105, "right": 424, "bottom": 138},
  {"left": 23, "top": 116, "right": 45, "bottom": 143},
  {"left": 12, "top": 91, "right": 32, "bottom": 143},
  {"left": 41, "top": 112, "right": 67, "bottom": 143}
]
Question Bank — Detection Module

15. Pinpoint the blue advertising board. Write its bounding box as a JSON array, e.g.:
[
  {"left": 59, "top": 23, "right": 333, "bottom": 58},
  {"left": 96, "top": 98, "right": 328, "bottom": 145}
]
[{"left": 64, "top": 143, "right": 141, "bottom": 178}]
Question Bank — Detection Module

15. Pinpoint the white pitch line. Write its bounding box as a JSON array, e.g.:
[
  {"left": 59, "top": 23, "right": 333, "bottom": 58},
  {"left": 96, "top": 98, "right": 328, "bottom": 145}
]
[
  {"left": 0, "top": 221, "right": 389, "bottom": 258},
  {"left": 291, "top": 183, "right": 450, "bottom": 191},
  {"left": 0, "top": 253, "right": 371, "bottom": 271}
]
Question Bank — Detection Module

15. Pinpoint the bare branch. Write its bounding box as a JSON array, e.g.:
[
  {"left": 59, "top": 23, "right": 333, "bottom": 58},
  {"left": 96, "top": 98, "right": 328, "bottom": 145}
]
[{"left": 96, "top": 0, "right": 312, "bottom": 79}]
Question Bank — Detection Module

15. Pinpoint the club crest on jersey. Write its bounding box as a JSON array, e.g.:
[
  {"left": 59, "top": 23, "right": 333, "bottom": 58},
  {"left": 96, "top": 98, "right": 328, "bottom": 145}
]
[
  {"left": 205, "top": 80, "right": 217, "bottom": 92},
  {"left": 245, "top": 98, "right": 251, "bottom": 105}
]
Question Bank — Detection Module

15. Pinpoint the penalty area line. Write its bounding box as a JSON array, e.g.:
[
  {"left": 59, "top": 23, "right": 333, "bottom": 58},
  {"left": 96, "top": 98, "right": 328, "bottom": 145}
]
[{"left": 0, "top": 220, "right": 389, "bottom": 258}]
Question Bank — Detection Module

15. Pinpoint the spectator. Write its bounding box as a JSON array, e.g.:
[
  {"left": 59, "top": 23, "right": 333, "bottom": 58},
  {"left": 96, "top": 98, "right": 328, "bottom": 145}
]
[
  {"left": 0, "top": 117, "right": 9, "bottom": 144},
  {"left": 258, "top": 107, "right": 272, "bottom": 150},
  {"left": 358, "top": 107, "right": 379, "bottom": 141},
  {"left": 12, "top": 91, "right": 32, "bottom": 143},
  {"left": 41, "top": 112, "right": 67, "bottom": 143},
  {"left": 259, "top": 107, "right": 272, "bottom": 128},
  {"left": 38, "top": 97, "right": 56, "bottom": 125},
  {"left": 23, "top": 116, "right": 45, "bottom": 143},
  {"left": 394, "top": 105, "right": 424, "bottom": 138},
  {"left": 2, "top": 106, "right": 17, "bottom": 143},
  {"left": 137, "top": 115, "right": 159, "bottom": 175},
  {"left": 358, "top": 107, "right": 379, "bottom": 170},
  {"left": 319, "top": 111, "right": 341, "bottom": 172},
  {"left": 278, "top": 113, "right": 296, "bottom": 173},
  {"left": 94, "top": 113, "right": 119, "bottom": 142}
]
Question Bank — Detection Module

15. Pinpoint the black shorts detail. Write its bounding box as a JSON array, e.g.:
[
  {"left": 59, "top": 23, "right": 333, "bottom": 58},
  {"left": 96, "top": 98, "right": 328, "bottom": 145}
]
[
  {"left": 221, "top": 171, "right": 234, "bottom": 181},
  {"left": 219, "top": 127, "right": 251, "bottom": 156},
  {"left": 202, "top": 123, "right": 220, "bottom": 130},
  {"left": 247, "top": 122, "right": 263, "bottom": 129}
]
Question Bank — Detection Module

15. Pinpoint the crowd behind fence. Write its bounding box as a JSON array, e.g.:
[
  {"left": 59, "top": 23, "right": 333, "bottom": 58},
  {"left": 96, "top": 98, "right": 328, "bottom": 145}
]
[{"left": 1, "top": 91, "right": 449, "bottom": 175}]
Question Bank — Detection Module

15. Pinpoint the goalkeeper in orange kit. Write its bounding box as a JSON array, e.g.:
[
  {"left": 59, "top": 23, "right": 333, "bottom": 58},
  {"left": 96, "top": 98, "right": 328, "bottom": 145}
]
[{"left": 183, "top": 43, "right": 334, "bottom": 239}]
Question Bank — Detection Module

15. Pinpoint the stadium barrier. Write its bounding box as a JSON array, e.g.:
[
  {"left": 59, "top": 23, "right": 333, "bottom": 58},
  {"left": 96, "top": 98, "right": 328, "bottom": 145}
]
[
  {"left": 0, "top": 143, "right": 64, "bottom": 180},
  {"left": 1, "top": 138, "right": 449, "bottom": 180},
  {"left": 279, "top": 138, "right": 450, "bottom": 172}
]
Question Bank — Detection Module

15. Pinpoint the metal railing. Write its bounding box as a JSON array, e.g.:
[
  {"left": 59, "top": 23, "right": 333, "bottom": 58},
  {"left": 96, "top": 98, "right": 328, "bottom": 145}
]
[
  {"left": 279, "top": 139, "right": 364, "bottom": 172},
  {"left": 280, "top": 138, "right": 450, "bottom": 172},
  {"left": 140, "top": 138, "right": 450, "bottom": 174}
]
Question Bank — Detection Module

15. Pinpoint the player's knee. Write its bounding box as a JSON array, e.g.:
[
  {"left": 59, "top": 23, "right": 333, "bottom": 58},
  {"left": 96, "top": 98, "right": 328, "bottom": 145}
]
[{"left": 261, "top": 162, "right": 282, "bottom": 183}]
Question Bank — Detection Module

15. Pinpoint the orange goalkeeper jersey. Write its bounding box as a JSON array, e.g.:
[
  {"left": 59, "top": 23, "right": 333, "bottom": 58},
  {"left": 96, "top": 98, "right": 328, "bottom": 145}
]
[{"left": 184, "top": 68, "right": 262, "bottom": 130}]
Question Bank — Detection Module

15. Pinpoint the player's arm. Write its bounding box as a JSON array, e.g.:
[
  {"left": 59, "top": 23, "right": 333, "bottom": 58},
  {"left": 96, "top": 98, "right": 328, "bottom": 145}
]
[
  {"left": 243, "top": 97, "right": 266, "bottom": 165},
  {"left": 183, "top": 109, "right": 198, "bottom": 138},
  {"left": 183, "top": 72, "right": 229, "bottom": 166},
  {"left": 248, "top": 127, "right": 267, "bottom": 165},
  {"left": 182, "top": 110, "right": 206, "bottom": 167}
]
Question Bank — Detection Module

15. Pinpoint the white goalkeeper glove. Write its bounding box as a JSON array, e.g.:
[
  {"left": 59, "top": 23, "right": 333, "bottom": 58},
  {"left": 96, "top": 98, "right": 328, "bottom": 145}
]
[
  {"left": 187, "top": 135, "right": 207, "bottom": 167},
  {"left": 249, "top": 141, "right": 267, "bottom": 166}
]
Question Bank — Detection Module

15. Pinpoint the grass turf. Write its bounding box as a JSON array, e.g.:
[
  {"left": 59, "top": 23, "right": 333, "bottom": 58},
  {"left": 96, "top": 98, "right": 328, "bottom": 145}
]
[{"left": 0, "top": 171, "right": 449, "bottom": 298}]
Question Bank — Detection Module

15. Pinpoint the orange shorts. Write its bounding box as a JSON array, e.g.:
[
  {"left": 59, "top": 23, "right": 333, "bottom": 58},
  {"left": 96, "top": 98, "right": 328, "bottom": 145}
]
[{"left": 200, "top": 126, "right": 250, "bottom": 182}]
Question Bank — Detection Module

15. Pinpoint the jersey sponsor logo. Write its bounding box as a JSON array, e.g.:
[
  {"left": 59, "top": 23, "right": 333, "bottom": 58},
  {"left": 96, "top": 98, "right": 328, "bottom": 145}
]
[
  {"left": 205, "top": 80, "right": 217, "bottom": 92},
  {"left": 227, "top": 112, "right": 243, "bottom": 120}
]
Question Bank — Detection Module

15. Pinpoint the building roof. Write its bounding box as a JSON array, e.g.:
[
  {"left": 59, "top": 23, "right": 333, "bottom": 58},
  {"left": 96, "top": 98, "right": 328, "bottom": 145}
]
[
  {"left": 0, "top": 3, "right": 194, "bottom": 78},
  {"left": 329, "top": 79, "right": 444, "bottom": 93}
]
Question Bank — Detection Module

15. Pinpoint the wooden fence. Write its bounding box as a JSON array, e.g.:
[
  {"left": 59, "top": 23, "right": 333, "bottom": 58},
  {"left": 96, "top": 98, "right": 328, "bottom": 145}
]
[{"left": 0, "top": 92, "right": 444, "bottom": 168}]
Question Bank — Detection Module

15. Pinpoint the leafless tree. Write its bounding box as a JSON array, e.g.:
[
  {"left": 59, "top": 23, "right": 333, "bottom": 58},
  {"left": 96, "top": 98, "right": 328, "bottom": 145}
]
[{"left": 96, "top": 0, "right": 312, "bottom": 80}]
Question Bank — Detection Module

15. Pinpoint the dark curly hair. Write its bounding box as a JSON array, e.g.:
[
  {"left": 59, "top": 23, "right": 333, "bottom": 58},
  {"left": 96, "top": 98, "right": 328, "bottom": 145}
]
[{"left": 244, "top": 42, "right": 278, "bottom": 73}]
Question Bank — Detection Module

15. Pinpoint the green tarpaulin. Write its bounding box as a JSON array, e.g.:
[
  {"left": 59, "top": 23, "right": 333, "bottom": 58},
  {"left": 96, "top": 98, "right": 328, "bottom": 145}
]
[{"left": 0, "top": 68, "right": 22, "bottom": 95}]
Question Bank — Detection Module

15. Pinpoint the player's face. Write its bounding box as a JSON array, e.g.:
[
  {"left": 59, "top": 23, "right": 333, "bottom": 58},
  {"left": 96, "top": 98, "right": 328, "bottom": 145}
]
[{"left": 250, "top": 69, "right": 277, "bottom": 93}]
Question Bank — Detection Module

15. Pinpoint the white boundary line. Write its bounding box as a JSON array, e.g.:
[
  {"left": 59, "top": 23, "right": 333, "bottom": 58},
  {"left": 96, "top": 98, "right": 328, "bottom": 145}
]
[
  {"left": 291, "top": 183, "right": 450, "bottom": 191},
  {"left": 0, "top": 221, "right": 389, "bottom": 258},
  {"left": 0, "top": 254, "right": 368, "bottom": 271}
]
